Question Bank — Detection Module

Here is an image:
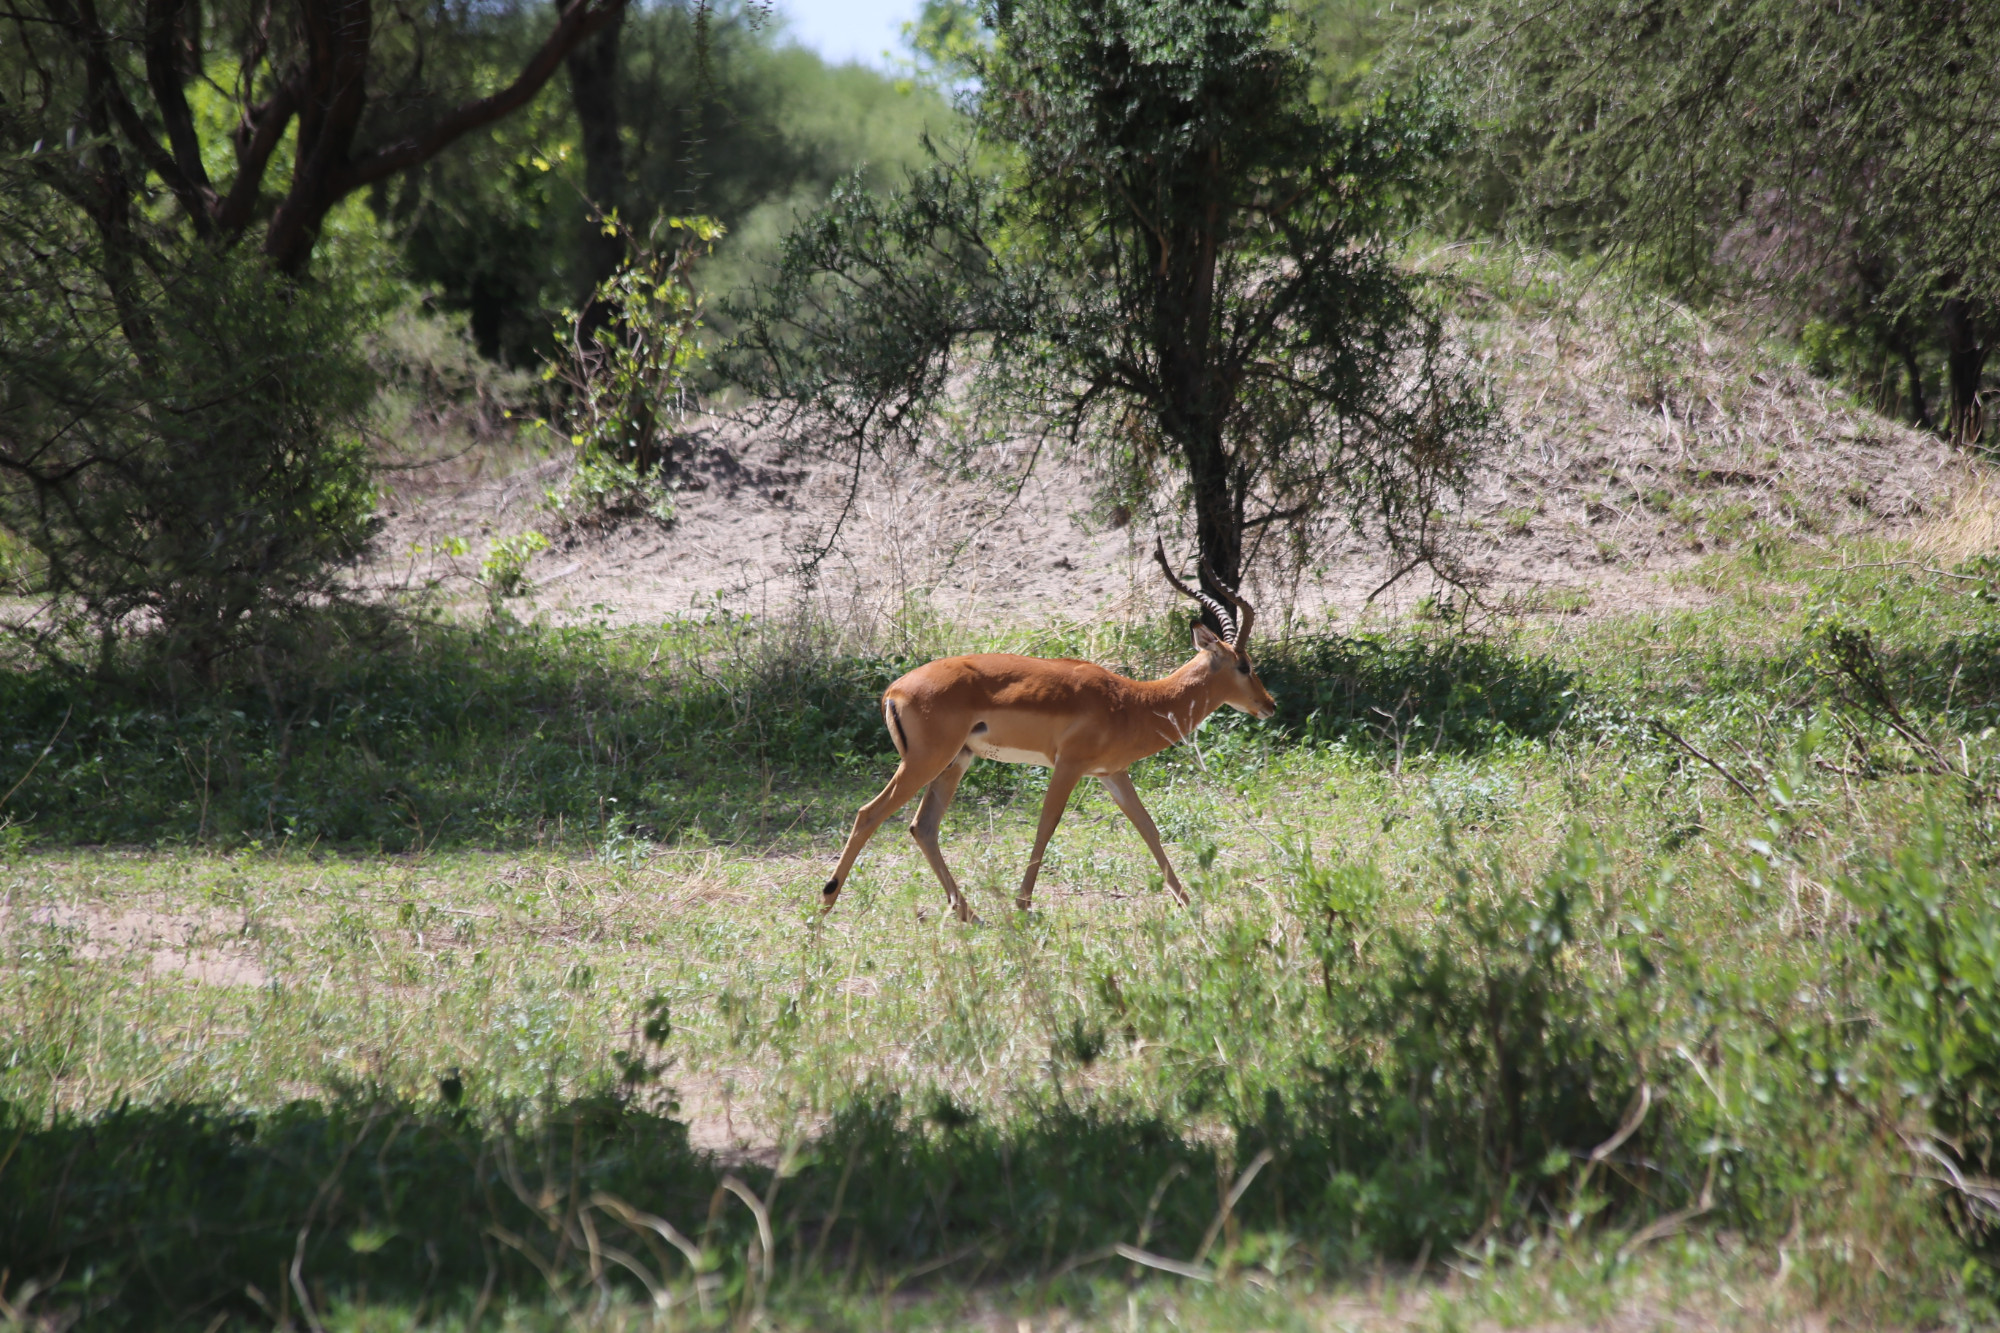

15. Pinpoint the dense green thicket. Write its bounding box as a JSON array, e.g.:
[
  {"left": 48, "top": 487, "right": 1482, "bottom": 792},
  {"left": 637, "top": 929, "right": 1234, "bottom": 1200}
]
[
  {"left": 0, "top": 163, "right": 379, "bottom": 671},
  {"left": 1467, "top": 0, "right": 1998, "bottom": 440},
  {"left": 383, "top": 0, "right": 953, "bottom": 365}
]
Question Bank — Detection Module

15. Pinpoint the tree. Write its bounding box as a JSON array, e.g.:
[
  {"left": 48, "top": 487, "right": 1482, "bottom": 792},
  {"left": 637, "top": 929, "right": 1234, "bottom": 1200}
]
[
  {"left": 1475, "top": 0, "right": 1999, "bottom": 443},
  {"left": 382, "top": 0, "right": 952, "bottom": 365},
  {"left": 0, "top": 167, "right": 376, "bottom": 672},
  {"left": 0, "top": 0, "right": 626, "bottom": 275},
  {"left": 0, "top": 0, "right": 622, "bottom": 666},
  {"left": 725, "top": 0, "right": 1496, "bottom": 597},
  {"left": 564, "top": 0, "right": 629, "bottom": 311}
]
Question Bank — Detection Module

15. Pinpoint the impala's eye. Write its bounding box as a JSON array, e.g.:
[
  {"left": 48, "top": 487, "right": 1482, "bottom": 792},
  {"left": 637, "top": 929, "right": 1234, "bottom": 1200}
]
[{"left": 1237, "top": 663, "right": 1250, "bottom": 675}]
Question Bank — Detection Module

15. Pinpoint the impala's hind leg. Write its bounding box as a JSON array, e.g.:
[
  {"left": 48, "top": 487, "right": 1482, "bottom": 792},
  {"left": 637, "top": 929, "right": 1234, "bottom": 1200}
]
[
  {"left": 909, "top": 747, "right": 978, "bottom": 922},
  {"left": 823, "top": 699, "right": 959, "bottom": 914}
]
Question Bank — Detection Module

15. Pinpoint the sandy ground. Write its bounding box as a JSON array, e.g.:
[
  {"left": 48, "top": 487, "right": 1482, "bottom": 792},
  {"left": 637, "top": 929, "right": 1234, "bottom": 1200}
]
[
  {"left": 362, "top": 248, "right": 1988, "bottom": 635},
  {"left": 366, "top": 342, "right": 1970, "bottom": 638},
  {"left": 1, "top": 897, "right": 268, "bottom": 986}
]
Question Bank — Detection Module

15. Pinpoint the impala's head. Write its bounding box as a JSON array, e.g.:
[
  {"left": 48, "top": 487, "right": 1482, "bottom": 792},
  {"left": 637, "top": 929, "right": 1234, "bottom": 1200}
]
[{"left": 1155, "top": 538, "right": 1278, "bottom": 720}]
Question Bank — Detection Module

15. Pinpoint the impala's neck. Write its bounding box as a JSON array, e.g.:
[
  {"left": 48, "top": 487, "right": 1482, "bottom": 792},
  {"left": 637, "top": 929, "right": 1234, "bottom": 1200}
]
[{"left": 1131, "top": 654, "right": 1230, "bottom": 747}]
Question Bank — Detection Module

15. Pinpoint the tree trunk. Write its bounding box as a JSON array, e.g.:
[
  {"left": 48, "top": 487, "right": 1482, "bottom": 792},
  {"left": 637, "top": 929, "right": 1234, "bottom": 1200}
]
[
  {"left": 565, "top": 1, "right": 626, "bottom": 312},
  {"left": 1942, "top": 297, "right": 1988, "bottom": 447},
  {"left": 256, "top": 0, "right": 628, "bottom": 273},
  {"left": 1180, "top": 428, "right": 1244, "bottom": 619},
  {"left": 1887, "top": 323, "right": 1932, "bottom": 429},
  {"left": 1901, "top": 346, "right": 1932, "bottom": 429}
]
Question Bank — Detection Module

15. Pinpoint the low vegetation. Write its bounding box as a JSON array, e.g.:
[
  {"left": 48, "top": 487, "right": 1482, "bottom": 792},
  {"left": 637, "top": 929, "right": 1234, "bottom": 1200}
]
[
  {"left": 4, "top": 525, "right": 1999, "bottom": 1328},
  {"left": 3, "top": 0, "right": 1996, "bottom": 1326}
]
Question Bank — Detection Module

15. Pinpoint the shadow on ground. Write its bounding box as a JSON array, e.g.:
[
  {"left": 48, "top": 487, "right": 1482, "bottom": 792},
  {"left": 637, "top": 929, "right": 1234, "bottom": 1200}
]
[
  {"left": 1258, "top": 632, "right": 1580, "bottom": 753},
  {"left": 0, "top": 624, "right": 1587, "bottom": 851}
]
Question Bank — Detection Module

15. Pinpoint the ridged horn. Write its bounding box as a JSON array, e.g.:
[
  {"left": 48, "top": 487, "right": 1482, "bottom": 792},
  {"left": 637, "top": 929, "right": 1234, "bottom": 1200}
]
[
  {"left": 1198, "top": 557, "right": 1255, "bottom": 649},
  {"left": 1153, "top": 537, "right": 1238, "bottom": 644}
]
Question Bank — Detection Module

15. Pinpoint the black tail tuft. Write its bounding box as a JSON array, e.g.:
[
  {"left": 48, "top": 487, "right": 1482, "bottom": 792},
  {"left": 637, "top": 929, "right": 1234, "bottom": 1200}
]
[{"left": 885, "top": 699, "right": 910, "bottom": 757}]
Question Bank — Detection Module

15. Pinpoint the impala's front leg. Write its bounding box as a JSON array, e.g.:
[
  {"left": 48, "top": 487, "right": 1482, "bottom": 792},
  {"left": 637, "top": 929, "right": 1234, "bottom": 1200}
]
[
  {"left": 1097, "top": 770, "right": 1188, "bottom": 904},
  {"left": 824, "top": 757, "right": 942, "bottom": 914},
  {"left": 1016, "top": 759, "right": 1085, "bottom": 910}
]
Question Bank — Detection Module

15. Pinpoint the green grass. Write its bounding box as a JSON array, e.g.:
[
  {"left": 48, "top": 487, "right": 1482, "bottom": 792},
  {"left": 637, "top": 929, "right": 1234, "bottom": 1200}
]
[{"left": 3, "top": 536, "right": 2000, "bottom": 1329}]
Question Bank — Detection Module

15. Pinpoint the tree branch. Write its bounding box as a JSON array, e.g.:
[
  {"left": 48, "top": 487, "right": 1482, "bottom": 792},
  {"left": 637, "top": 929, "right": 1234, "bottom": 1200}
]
[
  {"left": 216, "top": 78, "right": 299, "bottom": 235},
  {"left": 332, "top": 0, "right": 627, "bottom": 194},
  {"left": 57, "top": 0, "right": 215, "bottom": 235},
  {"left": 143, "top": 0, "right": 218, "bottom": 224}
]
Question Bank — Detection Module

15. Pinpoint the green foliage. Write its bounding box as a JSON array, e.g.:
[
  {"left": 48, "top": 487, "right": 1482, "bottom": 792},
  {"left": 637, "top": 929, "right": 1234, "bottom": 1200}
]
[
  {"left": 1101, "top": 833, "right": 1658, "bottom": 1258},
  {"left": 728, "top": 0, "right": 1498, "bottom": 588},
  {"left": 897, "top": 0, "right": 986, "bottom": 89},
  {"left": 365, "top": 293, "right": 539, "bottom": 465},
  {"left": 3, "top": 545, "right": 1999, "bottom": 1325},
  {"left": 0, "top": 169, "right": 378, "bottom": 670},
  {"left": 480, "top": 530, "right": 551, "bottom": 598},
  {"left": 0, "top": 1095, "right": 712, "bottom": 1329},
  {"left": 541, "top": 216, "right": 719, "bottom": 526},
  {"left": 0, "top": 843, "right": 1665, "bottom": 1318},
  {"left": 1470, "top": 0, "right": 1999, "bottom": 436},
  {"left": 384, "top": 1, "right": 953, "bottom": 364},
  {"left": 1260, "top": 631, "right": 1578, "bottom": 752},
  {"left": 1839, "top": 821, "right": 2000, "bottom": 1267},
  {"left": 0, "top": 616, "right": 917, "bottom": 849},
  {"left": 0, "top": 0, "right": 618, "bottom": 278}
]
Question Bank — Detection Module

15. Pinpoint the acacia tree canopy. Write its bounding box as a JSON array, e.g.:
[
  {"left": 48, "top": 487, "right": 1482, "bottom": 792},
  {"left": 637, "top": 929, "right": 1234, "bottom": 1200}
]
[
  {"left": 1475, "top": 0, "right": 1999, "bottom": 441},
  {"left": 0, "top": 0, "right": 619, "bottom": 667},
  {"left": 725, "top": 0, "right": 1496, "bottom": 598}
]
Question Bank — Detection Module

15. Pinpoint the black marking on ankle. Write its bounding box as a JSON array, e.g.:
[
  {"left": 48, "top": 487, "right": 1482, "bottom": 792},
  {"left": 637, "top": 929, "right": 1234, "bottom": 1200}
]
[{"left": 822, "top": 878, "right": 840, "bottom": 897}]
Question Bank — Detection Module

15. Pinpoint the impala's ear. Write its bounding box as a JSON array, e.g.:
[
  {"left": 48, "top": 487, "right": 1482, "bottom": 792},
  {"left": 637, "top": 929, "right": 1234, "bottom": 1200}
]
[{"left": 1191, "top": 621, "right": 1224, "bottom": 652}]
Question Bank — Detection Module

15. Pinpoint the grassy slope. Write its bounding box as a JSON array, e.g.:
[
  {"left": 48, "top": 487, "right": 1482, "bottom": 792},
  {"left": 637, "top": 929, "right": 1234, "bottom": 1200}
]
[{"left": 3, "top": 529, "right": 1998, "bottom": 1329}]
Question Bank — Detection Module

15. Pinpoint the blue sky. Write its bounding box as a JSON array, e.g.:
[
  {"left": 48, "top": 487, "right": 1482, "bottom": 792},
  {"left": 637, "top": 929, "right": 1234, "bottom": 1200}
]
[{"left": 774, "top": 0, "right": 923, "bottom": 68}]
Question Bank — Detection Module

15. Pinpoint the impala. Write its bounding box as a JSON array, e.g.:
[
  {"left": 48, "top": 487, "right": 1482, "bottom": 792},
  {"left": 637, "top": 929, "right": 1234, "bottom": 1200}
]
[{"left": 820, "top": 540, "right": 1277, "bottom": 921}]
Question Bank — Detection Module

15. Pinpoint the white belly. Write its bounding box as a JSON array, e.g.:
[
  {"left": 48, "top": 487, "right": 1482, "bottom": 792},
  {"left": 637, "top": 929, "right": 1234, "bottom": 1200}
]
[{"left": 968, "top": 740, "right": 1052, "bottom": 766}]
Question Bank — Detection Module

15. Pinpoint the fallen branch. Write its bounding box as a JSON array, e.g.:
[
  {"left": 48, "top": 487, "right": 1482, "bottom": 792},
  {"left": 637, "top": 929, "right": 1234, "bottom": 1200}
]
[
  {"left": 1194, "top": 1147, "right": 1274, "bottom": 1265},
  {"left": 1647, "top": 719, "right": 1760, "bottom": 802}
]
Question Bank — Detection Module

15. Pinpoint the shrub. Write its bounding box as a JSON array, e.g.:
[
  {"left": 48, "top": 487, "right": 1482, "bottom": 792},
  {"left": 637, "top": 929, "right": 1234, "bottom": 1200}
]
[
  {"left": 542, "top": 216, "right": 719, "bottom": 527},
  {"left": 0, "top": 177, "right": 377, "bottom": 673},
  {"left": 1839, "top": 820, "right": 2000, "bottom": 1270}
]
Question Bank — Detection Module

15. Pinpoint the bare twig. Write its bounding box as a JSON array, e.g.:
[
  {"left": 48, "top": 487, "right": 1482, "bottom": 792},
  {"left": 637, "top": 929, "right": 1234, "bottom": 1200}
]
[
  {"left": 1194, "top": 1147, "right": 1274, "bottom": 1266},
  {"left": 0, "top": 704, "right": 70, "bottom": 812},
  {"left": 1590, "top": 1081, "right": 1654, "bottom": 1165},
  {"left": 1114, "top": 1242, "right": 1215, "bottom": 1281},
  {"left": 719, "top": 1174, "right": 774, "bottom": 1302},
  {"left": 1647, "top": 718, "right": 1761, "bottom": 802}
]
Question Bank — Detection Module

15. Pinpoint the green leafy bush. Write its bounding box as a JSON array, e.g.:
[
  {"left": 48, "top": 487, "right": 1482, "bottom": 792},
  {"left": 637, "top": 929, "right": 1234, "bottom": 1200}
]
[
  {"left": 542, "top": 217, "right": 720, "bottom": 527},
  {"left": 1840, "top": 821, "right": 2000, "bottom": 1269},
  {"left": 480, "top": 530, "right": 551, "bottom": 597},
  {"left": 0, "top": 176, "right": 377, "bottom": 672}
]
